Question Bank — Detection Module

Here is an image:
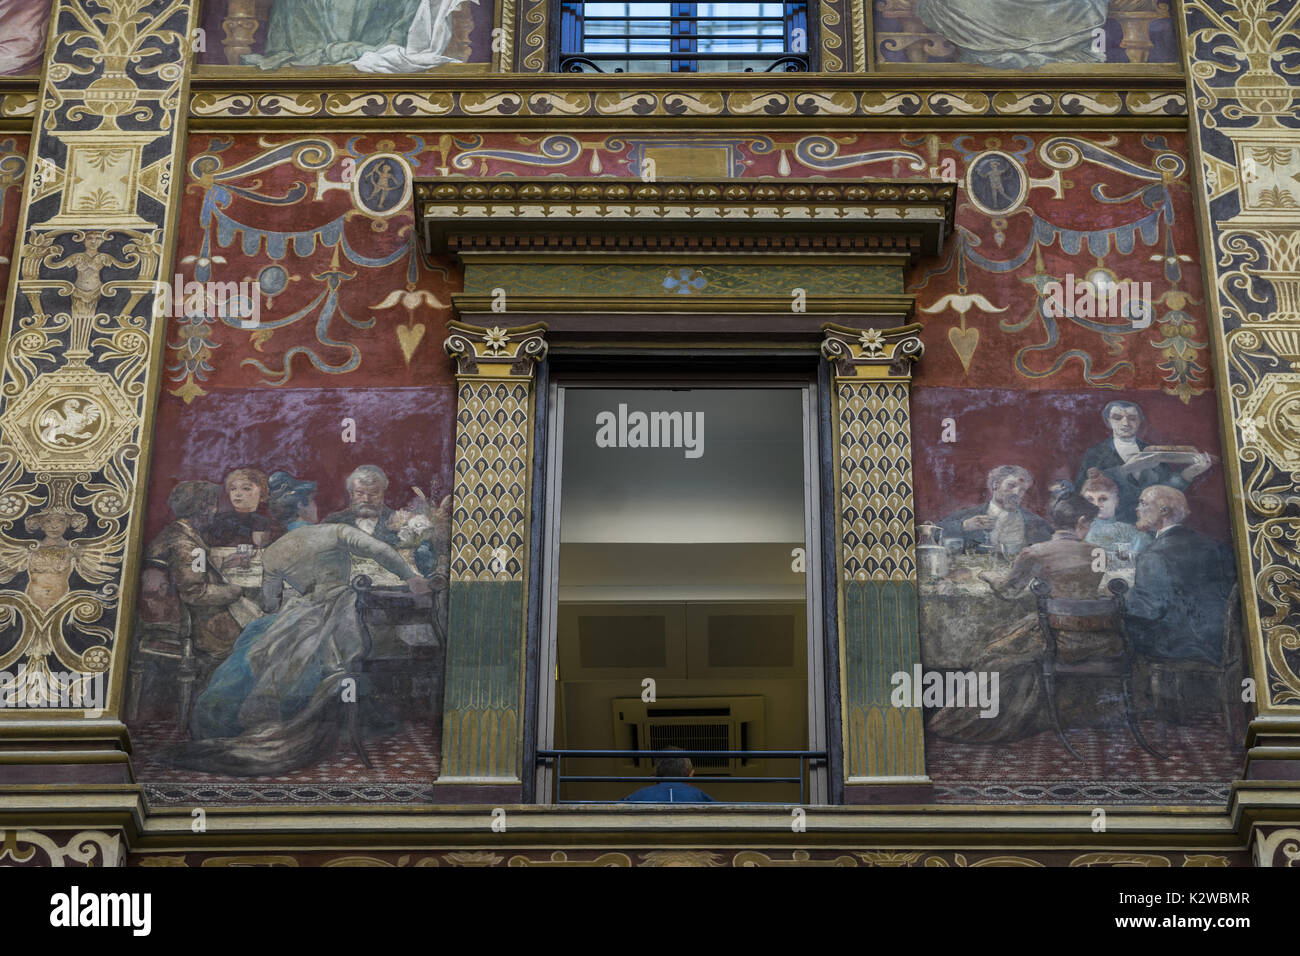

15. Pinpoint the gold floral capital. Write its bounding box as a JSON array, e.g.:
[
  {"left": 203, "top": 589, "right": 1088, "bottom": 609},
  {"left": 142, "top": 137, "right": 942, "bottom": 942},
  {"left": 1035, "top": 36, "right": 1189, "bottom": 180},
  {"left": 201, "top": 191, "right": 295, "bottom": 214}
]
[
  {"left": 821, "top": 323, "right": 925, "bottom": 380},
  {"left": 444, "top": 321, "right": 548, "bottom": 379}
]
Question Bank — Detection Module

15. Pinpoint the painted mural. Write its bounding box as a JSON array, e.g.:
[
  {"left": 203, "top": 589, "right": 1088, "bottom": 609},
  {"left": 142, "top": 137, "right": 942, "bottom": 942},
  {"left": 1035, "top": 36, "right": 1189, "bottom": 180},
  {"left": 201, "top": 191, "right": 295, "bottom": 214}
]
[
  {"left": 127, "top": 128, "right": 1239, "bottom": 805},
  {"left": 874, "top": 0, "right": 1179, "bottom": 66},
  {"left": 198, "top": 0, "right": 492, "bottom": 69},
  {"left": 0, "top": 0, "right": 50, "bottom": 74},
  {"left": 0, "top": 136, "right": 27, "bottom": 295}
]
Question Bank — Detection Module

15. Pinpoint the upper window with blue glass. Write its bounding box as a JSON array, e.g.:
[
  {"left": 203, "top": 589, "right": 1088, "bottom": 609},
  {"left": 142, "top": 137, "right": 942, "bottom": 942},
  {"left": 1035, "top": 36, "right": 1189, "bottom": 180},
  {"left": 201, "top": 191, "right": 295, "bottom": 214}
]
[{"left": 558, "top": 2, "right": 810, "bottom": 73}]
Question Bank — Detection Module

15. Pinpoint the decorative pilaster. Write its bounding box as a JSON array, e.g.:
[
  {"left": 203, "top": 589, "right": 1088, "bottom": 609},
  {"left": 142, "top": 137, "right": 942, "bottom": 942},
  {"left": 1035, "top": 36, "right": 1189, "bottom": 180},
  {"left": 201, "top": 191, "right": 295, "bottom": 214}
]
[
  {"left": 1178, "top": 2, "right": 1300, "bottom": 746},
  {"left": 0, "top": 0, "right": 196, "bottom": 760},
  {"left": 439, "top": 321, "right": 548, "bottom": 786},
  {"left": 821, "top": 323, "right": 928, "bottom": 798}
]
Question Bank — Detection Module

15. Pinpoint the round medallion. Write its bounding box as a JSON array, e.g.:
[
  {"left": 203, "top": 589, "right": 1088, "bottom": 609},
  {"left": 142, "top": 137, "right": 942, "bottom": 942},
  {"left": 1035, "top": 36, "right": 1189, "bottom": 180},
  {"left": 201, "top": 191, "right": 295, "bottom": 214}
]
[
  {"left": 34, "top": 396, "right": 105, "bottom": 450},
  {"left": 1268, "top": 393, "right": 1300, "bottom": 453},
  {"left": 352, "top": 153, "right": 412, "bottom": 218},
  {"left": 965, "top": 150, "right": 1028, "bottom": 217}
]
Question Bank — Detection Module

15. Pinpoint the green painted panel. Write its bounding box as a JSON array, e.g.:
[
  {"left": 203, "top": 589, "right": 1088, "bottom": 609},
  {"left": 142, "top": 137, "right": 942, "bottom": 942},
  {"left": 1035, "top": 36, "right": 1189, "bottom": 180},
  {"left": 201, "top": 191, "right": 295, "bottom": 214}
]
[
  {"left": 443, "top": 579, "right": 525, "bottom": 778},
  {"left": 842, "top": 578, "right": 924, "bottom": 777},
  {"left": 464, "top": 263, "right": 904, "bottom": 297}
]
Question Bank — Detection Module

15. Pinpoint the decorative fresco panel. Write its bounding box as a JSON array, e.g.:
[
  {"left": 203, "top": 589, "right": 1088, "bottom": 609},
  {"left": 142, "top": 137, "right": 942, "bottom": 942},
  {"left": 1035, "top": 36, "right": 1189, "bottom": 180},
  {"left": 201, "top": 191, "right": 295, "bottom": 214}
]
[
  {"left": 197, "top": 0, "right": 493, "bottom": 68},
  {"left": 874, "top": 0, "right": 1179, "bottom": 66},
  {"left": 911, "top": 387, "right": 1241, "bottom": 802},
  {"left": 121, "top": 127, "right": 1234, "bottom": 803}
]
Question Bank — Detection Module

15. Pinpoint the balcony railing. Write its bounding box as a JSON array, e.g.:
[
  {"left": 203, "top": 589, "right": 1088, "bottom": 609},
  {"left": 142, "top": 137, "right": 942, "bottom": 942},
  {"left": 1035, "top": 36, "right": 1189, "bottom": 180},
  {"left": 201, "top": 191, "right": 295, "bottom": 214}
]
[{"left": 537, "top": 748, "right": 827, "bottom": 804}]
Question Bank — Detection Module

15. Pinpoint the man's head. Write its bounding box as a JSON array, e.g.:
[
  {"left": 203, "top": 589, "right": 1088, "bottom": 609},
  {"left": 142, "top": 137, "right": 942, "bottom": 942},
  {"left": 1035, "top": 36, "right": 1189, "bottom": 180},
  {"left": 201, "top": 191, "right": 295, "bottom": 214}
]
[
  {"left": 345, "top": 465, "right": 389, "bottom": 519},
  {"left": 1103, "top": 401, "right": 1143, "bottom": 440},
  {"left": 986, "top": 465, "right": 1033, "bottom": 511},
  {"left": 168, "top": 480, "right": 223, "bottom": 525},
  {"left": 653, "top": 745, "right": 694, "bottom": 780},
  {"left": 1135, "top": 485, "right": 1189, "bottom": 534}
]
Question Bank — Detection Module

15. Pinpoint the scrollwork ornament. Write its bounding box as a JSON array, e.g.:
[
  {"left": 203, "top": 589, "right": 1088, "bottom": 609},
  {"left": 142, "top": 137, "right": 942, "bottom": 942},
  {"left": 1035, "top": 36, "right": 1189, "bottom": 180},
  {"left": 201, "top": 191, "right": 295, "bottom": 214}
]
[{"left": 0, "top": 0, "right": 196, "bottom": 711}]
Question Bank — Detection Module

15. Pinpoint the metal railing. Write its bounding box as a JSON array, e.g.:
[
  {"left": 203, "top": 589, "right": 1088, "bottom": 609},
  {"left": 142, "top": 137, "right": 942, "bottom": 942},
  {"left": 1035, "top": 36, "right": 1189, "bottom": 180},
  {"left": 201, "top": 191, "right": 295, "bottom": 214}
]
[
  {"left": 537, "top": 748, "right": 826, "bottom": 804},
  {"left": 558, "top": 1, "right": 809, "bottom": 73}
]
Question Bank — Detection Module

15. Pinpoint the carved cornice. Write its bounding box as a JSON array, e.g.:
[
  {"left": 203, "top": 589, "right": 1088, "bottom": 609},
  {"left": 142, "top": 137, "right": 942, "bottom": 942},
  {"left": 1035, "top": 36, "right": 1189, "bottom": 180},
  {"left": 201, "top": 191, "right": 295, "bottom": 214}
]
[
  {"left": 417, "top": 178, "right": 955, "bottom": 260},
  {"left": 444, "top": 321, "right": 548, "bottom": 378},
  {"left": 821, "top": 322, "right": 925, "bottom": 380}
]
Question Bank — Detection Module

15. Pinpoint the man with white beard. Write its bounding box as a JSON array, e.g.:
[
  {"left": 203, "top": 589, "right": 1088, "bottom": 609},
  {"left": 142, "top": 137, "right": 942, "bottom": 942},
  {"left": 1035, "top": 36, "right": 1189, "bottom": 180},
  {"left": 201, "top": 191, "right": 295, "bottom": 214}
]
[{"left": 323, "top": 464, "right": 402, "bottom": 547}]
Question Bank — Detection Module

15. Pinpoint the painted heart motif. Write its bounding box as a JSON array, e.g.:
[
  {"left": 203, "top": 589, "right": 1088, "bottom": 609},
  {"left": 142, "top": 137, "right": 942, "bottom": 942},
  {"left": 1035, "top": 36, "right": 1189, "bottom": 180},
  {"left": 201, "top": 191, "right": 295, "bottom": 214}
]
[
  {"left": 948, "top": 325, "right": 979, "bottom": 373},
  {"left": 396, "top": 322, "right": 426, "bottom": 365}
]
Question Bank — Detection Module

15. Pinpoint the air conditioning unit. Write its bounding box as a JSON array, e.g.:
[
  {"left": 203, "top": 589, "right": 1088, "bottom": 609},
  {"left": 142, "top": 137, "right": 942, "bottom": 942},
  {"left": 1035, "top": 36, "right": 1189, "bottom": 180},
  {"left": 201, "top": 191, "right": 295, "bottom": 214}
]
[{"left": 611, "top": 695, "right": 764, "bottom": 775}]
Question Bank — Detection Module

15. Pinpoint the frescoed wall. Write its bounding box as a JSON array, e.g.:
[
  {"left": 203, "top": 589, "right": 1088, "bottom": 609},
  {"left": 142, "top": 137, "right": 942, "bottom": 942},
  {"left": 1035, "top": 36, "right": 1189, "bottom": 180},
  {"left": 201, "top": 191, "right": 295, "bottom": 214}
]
[
  {"left": 0, "top": 0, "right": 50, "bottom": 75},
  {"left": 129, "top": 134, "right": 457, "bottom": 801},
  {"left": 123, "top": 127, "right": 1240, "bottom": 806},
  {"left": 197, "top": 0, "right": 492, "bottom": 68},
  {"left": 874, "top": 0, "right": 1179, "bottom": 66}
]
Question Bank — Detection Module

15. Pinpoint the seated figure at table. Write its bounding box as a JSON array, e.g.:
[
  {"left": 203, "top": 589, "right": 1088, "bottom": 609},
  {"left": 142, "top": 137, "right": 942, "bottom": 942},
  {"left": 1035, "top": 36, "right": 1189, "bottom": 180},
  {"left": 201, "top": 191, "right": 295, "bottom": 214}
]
[
  {"left": 1123, "top": 485, "right": 1235, "bottom": 664},
  {"left": 938, "top": 464, "right": 1052, "bottom": 557},
  {"left": 324, "top": 464, "right": 402, "bottom": 547},
  {"left": 142, "top": 481, "right": 244, "bottom": 678},
  {"left": 168, "top": 471, "right": 430, "bottom": 774},
  {"left": 1075, "top": 401, "right": 1212, "bottom": 525},
  {"left": 929, "top": 488, "right": 1119, "bottom": 742},
  {"left": 1080, "top": 468, "right": 1151, "bottom": 556},
  {"left": 205, "top": 467, "right": 273, "bottom": 547}
]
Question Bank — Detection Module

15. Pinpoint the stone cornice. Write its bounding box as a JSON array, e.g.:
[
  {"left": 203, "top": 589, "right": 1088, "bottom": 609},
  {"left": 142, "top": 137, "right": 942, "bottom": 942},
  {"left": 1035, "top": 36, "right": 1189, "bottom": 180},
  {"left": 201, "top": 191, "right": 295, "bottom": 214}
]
[{"left": 417, "top": 178, "right": 956, "bottom": 260}]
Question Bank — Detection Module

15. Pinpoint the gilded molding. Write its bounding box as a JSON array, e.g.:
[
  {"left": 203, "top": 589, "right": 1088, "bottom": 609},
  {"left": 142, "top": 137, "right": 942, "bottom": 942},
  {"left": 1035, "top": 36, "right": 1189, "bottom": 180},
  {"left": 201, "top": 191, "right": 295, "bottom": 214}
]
[
  {"left": 186, "top": 85, "right": 1187, "bottom": 121},
  {"left": 416, "top": 177, "right": 956, "bottom": 257},
  {"left": 1252, "top": 826, "right": 1300, "bottom": 866},
  {"left": 0, "top": 93, "right": 37, "bottom": 120},
  {"left": 819, "top": 0, "right": 850, "bottom": 72},
  {"left": 517, "top": 0, "right": 548, "bottom": 72},
  {"left": 0, "top": 0, "right": 196, "bottom": 720},
  {"left": 0, "top": 829, "right": 123, "bottom": 866},
  {"left": 1179, "top": 0, "right": 1300, "bottom": 708}
]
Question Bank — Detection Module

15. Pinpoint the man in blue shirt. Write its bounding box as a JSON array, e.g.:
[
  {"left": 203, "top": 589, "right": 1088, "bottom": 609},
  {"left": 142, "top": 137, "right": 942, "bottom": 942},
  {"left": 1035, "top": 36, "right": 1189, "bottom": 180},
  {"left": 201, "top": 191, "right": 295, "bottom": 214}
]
[{"left": 624, "top": 747, "right": 715, "bottom": 803}]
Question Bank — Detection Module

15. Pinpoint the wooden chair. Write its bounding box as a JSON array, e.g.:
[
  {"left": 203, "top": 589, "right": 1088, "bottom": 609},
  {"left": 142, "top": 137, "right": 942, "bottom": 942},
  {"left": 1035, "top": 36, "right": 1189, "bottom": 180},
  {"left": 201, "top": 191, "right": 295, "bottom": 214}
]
[
  {"left": 349, "top": 574, "right": 446, "bottom": 769},
  {"left": 127, "top": 566, "right": 198, "bottom": 728},
  {"left": 1031, "top": 577, "right": 1166, "bottom": 761},
  {"left": 1142, "top": 582, "right": 1245, "bottom": 747}
]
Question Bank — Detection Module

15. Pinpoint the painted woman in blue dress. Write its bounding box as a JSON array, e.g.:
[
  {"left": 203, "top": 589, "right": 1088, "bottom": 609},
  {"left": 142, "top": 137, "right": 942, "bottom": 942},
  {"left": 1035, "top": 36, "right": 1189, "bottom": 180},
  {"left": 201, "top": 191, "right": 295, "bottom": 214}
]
[{"left": 173, "top": 471, "right": 430, "bottom": 774}]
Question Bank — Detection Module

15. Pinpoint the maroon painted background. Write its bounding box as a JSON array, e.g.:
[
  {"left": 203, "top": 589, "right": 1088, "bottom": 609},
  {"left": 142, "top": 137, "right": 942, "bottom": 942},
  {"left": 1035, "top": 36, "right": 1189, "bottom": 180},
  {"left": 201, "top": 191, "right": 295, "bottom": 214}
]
[{"left": 143, "top": 386, "right": 455, "bottom": 541}]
